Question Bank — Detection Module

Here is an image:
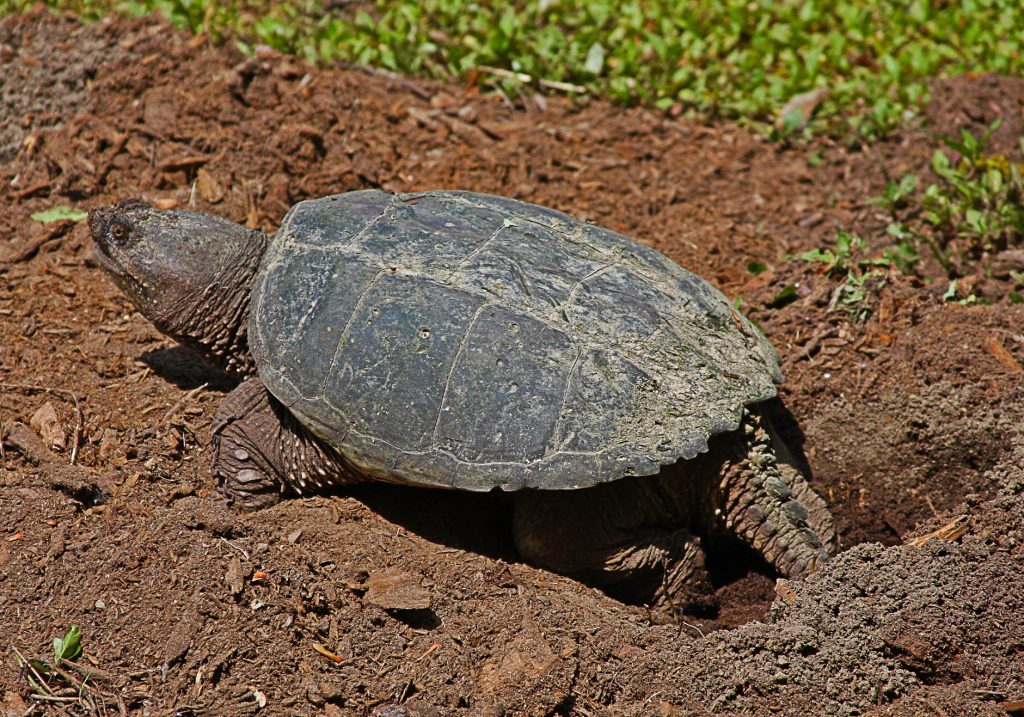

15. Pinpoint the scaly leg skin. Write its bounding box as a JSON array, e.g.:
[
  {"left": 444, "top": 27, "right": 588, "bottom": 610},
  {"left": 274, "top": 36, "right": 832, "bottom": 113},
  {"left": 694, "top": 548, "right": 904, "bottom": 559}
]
[
  {"left": 715, "top": 410, "right": 833, "bottom": 579},
  {"left": 513, "top": 480, "right": 715, "bottom": 612},
  {"left": 766, "top": 419, "right": 839, "bottom": 554},
  {"left": 211, "top": 379, "right": 363, "bottom": 510},
  {"left": 512, "top": 408, "right": 835, "bottom": 609}
]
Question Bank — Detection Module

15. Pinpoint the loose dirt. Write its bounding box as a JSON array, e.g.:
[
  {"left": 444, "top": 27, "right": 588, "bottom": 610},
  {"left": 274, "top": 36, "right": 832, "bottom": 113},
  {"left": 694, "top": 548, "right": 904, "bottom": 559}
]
[{"left": 2, "top": 9, "right": 1022, "bottom": 716}]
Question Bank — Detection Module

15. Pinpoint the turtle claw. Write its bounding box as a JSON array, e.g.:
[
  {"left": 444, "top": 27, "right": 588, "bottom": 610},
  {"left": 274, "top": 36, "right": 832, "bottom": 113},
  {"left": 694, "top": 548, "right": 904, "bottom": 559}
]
[{"left": 211, "top": 379, "right": 288, "bottom": 511}]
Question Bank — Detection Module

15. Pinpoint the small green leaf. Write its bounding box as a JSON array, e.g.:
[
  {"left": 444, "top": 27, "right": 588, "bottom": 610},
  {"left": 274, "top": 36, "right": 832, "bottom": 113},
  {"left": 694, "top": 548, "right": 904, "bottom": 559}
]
[
  {"left": 1009, "top": 291, "right": 1024, "bottom": 304},
  {"left": 942, "top": 280, "right": 958, "bottom": 302},
  {"left": 30, "top": 206, "right": 89, "bottom": 224},
  {"left": 746, "top": 260, "right": 767, "bottom": 276},
  {"left": 28, "top": 658, "right": 53, "bottom": 676},
  {"left": 796, "top": 248, "right": 835, "bottom": 265},
  {"left": 53, "top": 625, "right": 83, "bottom": 663},
  {"left": 771, "top": 284, "right": 799, "bottom": 308}
]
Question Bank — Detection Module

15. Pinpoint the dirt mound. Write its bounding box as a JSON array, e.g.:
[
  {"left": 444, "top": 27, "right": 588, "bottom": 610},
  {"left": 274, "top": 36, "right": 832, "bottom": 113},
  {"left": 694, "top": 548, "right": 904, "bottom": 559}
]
[{"left": 2, "top": 9, "right": 1023, "bottom": 715}]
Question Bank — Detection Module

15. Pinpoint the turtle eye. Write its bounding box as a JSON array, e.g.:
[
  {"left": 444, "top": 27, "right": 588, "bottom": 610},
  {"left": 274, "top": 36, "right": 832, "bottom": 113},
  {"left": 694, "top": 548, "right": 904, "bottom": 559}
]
[{"left": 109, "top": 220, "right": 130, "bottom": 244}]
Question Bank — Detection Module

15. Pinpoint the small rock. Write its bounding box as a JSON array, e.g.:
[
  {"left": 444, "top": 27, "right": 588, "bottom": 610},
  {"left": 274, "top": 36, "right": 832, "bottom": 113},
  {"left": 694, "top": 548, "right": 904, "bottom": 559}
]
[{"left": 372, "top": 706, "right": 409, "bottom": 717}]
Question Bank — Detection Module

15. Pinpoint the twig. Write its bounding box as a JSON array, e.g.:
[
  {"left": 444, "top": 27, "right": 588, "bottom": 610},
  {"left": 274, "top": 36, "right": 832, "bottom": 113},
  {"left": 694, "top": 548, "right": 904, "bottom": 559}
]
[
  {"left": 1, "top": 222, "right": 75, "bottom": 265},
  {"left": 62, "top": 658, "right": 116, "bottom": 681},
  {"left": 70, "top": 394, "right": 84, "bottom": 466},
  {"left": 28, "top": 694, "right": 82, "bottom": 703},
  {"left": 158, "top": 383, "right": 207, "bottom": 426},
  {"left": 792, "top": 327, "right": 839, "bottom": 362},
  {"left": 908, "top": 516, "right": 969, "bottom": 548},
  {"left": 477, "top": 65, "right": 587, "bottom": 94},
  {"left": 348, "top": 63, "right": 434, "bottom": 100},
  {"left": 11, "top": 647, "right": 54, "bottom": 696},
  {"left": 49, "top": 662, "right": 92, "bottom": 695},
  {"left": 10, "top": 181, "right": 52, "bottom": 200}
]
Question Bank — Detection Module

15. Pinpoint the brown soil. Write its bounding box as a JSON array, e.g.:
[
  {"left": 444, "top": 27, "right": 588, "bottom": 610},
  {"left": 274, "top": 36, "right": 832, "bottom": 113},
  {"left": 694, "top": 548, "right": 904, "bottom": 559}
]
[{"left": 2, "top": 9, "right": 1023, "bottom": 716}]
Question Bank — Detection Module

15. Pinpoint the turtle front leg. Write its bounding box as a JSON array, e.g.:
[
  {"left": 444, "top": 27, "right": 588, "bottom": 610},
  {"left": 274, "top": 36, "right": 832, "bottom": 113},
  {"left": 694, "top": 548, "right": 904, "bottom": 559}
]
[
  {"left": 211, "top": 379, "right": 363, "bottom": 510},
  {"left": 714, "top": 410, "right": 834, "bottom": 579}
]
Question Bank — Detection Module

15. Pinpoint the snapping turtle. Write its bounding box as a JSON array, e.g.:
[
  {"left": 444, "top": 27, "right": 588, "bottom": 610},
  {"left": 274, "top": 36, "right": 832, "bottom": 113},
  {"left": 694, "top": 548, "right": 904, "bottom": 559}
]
[{"left": 89, "top": 190, "right": 836, "bottom": 605}]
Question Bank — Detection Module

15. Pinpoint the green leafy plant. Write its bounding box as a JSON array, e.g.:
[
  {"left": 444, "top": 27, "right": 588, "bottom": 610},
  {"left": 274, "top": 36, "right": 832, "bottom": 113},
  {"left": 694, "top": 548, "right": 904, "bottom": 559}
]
[
  {"left": 11, "top": 625, "right": 96, "bottom": 700},
  {"left": 871, "top": 123, "right": 1024, "bottom": 299},
  {"left": 6, "top": 0, "right": 1024, "bottom": 139},
  {"left": 919, "top": 121, "right": 1024, "bottom": 270},
  {"left": 873, "top": 173, "right": 918, "bottom": 213},
  {"left": 793, "top": 232, "right": 897, "bottom": 321},
  {"left": 53, "top": 624, "right": 83, "bottom": 662}
]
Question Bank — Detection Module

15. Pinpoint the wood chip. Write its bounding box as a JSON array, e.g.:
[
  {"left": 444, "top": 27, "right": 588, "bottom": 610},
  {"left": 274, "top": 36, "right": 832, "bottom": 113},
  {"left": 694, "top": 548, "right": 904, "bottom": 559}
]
[
  {"left": 225, "top": 557, "right": 245, "bottom": 595},
  {"left": 312, "top": 643, "right": 345, "bottom": 664},
  {"left": 985, "top": 335, "right": 1022, "bottom": 373},
  {"left": 196, "top": 167, "right": 225, "bottom": 203},
  {"left": 159, "top": 155, "right": 211, "bottom": 172},
  {"left": 30, "top": 401, "right": 66, "bottom": 452},
  {"left": 907, "top": 516, "right": 969, "bottom": 548},
  {"left": 774, "top": 578, "right": 798, "bottom": 605},
  {"left": 1001, "top": 698, "right": 1024, "bottom": 715},
  {"left": 363, "top": 567, "right": 431, "bottom": 610}
]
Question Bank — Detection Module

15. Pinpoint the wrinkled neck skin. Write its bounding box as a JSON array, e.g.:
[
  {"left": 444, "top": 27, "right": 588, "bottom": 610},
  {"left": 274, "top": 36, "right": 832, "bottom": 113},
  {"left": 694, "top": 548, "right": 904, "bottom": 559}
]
[{"left": 152, "top": 233, "right": 266, "bottom": 378}]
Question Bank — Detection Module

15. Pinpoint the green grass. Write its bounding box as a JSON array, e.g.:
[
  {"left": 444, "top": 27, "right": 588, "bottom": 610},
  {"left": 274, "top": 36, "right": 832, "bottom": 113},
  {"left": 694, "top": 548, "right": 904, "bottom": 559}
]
[{"left": 4, "top": 0, "right": 1023, "bottom": 139}]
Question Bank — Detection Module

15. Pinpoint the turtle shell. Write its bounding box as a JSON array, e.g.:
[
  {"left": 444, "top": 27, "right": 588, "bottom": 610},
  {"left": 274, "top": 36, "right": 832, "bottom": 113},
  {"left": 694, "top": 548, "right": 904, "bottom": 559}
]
[{"left": 249, "top": 190, "right": 782, "bottom": 491}]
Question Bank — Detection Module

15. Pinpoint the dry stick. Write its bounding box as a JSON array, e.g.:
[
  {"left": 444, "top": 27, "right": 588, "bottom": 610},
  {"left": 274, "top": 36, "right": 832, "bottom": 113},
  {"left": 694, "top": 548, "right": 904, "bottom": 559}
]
[
  {"left": 157, "top": 383, "right": 208, "bottom": 426},
  {"left": 349, "top": 64, "right": 434, "bottom": 100},
  {"left": 62, "top": 658, "right": 116, "bottom": 681},
  {"left": 793, "top": 327, "right": 839, "bottom": 362},
  {"left": 476, "top": 65, "right": 587, "bottom": 94},
  {"left": 3, "top": 221, "right": 75, "bottom": 265},
  {"left": 10, "top": 180, "right": 52, "bottom": 200},
  {"left": 28, "top": 694, "right": 82, "bottom": 703},
  {"left": 11, "top": 647, "right": 54, "bottom": 696},
  {"left": 94, "top": 133, "right": 129, "bottom": 188},
  {"left": 0, "top": 382, "right": 84, "bottom": 465}
]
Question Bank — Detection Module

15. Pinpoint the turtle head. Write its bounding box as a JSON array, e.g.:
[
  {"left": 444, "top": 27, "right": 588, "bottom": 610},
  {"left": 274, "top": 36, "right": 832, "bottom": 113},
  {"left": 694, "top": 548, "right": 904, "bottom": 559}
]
[{"left": 89, "top": 200, "right": 268, "bottom": 376}]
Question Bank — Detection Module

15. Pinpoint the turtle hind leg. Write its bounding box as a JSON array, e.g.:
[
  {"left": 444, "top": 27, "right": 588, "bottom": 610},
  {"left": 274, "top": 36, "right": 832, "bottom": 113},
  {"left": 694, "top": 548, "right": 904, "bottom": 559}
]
[
  {"left": 769, "top": 427, "right": 839, "bottom": 554},
  {"left": 716, "top": 410, "right": 834, "bottom": 579},
  {"left": 212, "top": 378, "right": 362, "bottom": 510},
  {"left": 513, "top": 483, "right": 715, "bottom": 612}
]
